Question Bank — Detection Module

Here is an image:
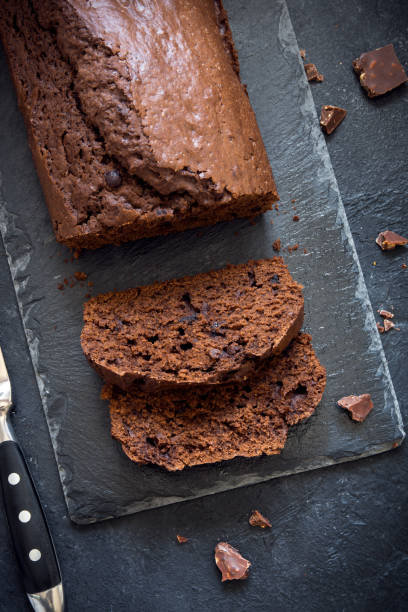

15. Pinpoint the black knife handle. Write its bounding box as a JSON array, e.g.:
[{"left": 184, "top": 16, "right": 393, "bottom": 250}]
[{"left": 0, "top": 440, "right": 61, "bottom": 595}]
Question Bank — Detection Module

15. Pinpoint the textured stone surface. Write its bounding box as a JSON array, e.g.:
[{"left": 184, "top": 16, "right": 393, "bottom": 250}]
[{"left": 0, "top": 0, "right": 407, "bottom": 609}]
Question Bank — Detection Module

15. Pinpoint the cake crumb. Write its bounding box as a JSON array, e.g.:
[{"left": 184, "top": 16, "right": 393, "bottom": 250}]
[
  {"left": 303, "top": 248, "right": 308, "bottom": 254},
  {"left": 73, "top": 249, "right": 82, "bottom": 259},
  {"left": 402, "top": 263, "right": 407, "bottom": 269},
  {"left": 88, "top": 280, "right": 94, "bottom": 287},
  {"left": 272, "top": 238, "right": 281, "bottom": 252},
  {"left": 74, "top": 271, "right": 88, "bottom": 281},
  {"left": 293, "top": 215, "right": 299, "bottom": 222},
  {"left": 274, "top": 203, "right": 279, "bottom": 211},
  {"left": 300, "top": 49, "right": 306, "bottom": 60},
  {"left": 57, "top": 283, "right": 64, "bottom": 291},
  {"left": 291, "top": 198, "right": 296, "bottom": 203},
  {"left": 288, "top": 243, "right": 299, "bottom": 253},
  {"left": 376, "top": 322, "right": 385, "bottom": 334}
]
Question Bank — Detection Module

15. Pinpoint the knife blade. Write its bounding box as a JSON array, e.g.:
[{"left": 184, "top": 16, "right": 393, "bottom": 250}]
[{"left": 0, "top": 347, "right": 64, "bottom": 611}]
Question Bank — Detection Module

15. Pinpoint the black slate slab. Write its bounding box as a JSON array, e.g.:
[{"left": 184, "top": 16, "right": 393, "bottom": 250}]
[{"left": 0, "top": 0, "right": 404, "bottom": 525}]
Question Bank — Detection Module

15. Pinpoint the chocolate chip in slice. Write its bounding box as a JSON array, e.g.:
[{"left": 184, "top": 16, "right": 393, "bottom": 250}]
[{"left": 105, "top": 169, "right": 122, "bottom": 188}]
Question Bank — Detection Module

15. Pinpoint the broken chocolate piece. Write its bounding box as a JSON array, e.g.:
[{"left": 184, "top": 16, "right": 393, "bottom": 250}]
[
  {"left": 376, "top": 230, "right": 408, "bottom": 250},
  {"left": 176, "top": 535, "right": 189, "bottom": 544},
  {"left": 378, "top": 309, "right": 394, "bottom": 319},
  {"left": 320, "top": 105, "right": 347, "bottom": 135},
  {"left": 384, "top": 319, "right": 395, "bottom": 332},
  {"left": 353, "top": 44, "right": 407, "bottom": 97},
  {"left": 214, "top": 542, "right": 251, "bottom": 582},
  {"left": 249, "top": 510, "right": 271, "bottom": 529},
  {"left": 338, "top": 394, "right": 373, "bottom": 422},
  {"left": 376, "top": 322, "right": 385, "bottom": 334},
  {"left": 304, "top": 63, "right": 324, "bottom": 82},
  {"left": 104, "top": 169, "right": 122, "bottom": 188}
]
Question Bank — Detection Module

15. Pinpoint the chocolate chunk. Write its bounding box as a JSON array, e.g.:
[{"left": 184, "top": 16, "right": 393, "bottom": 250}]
[
  {"left": 214, "top": 542, "right": 251, "bottom": 582},
  {"left": 272, "top": 238, "right": 281, "bottom": 252},
  {"left": 376, "top": 322, "right": 385, "bottom": 334},
  {"left": 104, "top": 169, "right": 122, "bottom": 188},
  {"left": 320, "top": 105, "right": 347, "bottom": 135},
  {"left": 338, "top": 394, "right": 373, "bottom": 422},
  {"left": 376, "top": 230, "right": 408, "bottom": 250},
  {"left": 353, "top": 44, "right": 407, "bottom": 97},
  {"left": 249, "top": 510, "right": 271, "bottom": 529},
  {"left": 304, "top": 63, "right": 324, "bottom": 82},
  {"left": 383, "top": 319, "right": 395, "bottom": 332},
  {"left": 176, "top": 535, "right": 189, "bottom": 544},
  {"left": 209, "top": 348, "right": 223, "bottom": 360},
  {"left": 378, "top": 309, "right": 394, "bottom": 319}
]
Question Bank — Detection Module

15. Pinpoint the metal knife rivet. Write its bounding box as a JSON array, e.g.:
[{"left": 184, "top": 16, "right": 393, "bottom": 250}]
[
  {"left": 8, "top": 473, "right": 20, "bottom": 485},
  {"left": 18, "top": 510, "right": 31, "bottom": 523},
  {"left": 29, "top": 549, "right": 41, "bottom": 562}
]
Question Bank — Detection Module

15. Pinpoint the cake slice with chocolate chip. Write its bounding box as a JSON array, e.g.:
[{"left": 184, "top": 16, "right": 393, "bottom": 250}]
[{"left": 81, "top": 258, "right": 304, "bottom": 391}]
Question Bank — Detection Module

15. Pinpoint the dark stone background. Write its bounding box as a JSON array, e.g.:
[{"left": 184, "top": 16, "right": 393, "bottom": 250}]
[{"left": 0, "top": 0, "right": 407, "bottom": 610}]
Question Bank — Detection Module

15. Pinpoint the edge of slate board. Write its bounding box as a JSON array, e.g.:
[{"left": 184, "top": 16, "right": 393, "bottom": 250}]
[{"left": 0, "top": 0, "right": 404, "bottom": 524}]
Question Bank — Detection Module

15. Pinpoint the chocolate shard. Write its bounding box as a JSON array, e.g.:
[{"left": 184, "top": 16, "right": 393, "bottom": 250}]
[
  {"left": 304, "top": 63, "right": 324, "bottom": 82},
  {"left": 376, "top": 322, "right": 385, "bottom": 334},
  {"left": 378, "top": 309, "right": 394, "bottom": 319},
  {"left": 176, "top": 534, "right": 189, "bottom": 544},
  {"left": 353, "top": 44, "right": 408, "bottom": 97},
  {"left": 338, "top": 394, "right": 373, "bottom": 422},
  {"left": 376, "top": 230, "right": 408, "bottom": 250},
  {"left": 383, "top": 319, "right": 395, "bottom": 332},
  {"left": 320, "top": 105, "right": 347, "bottom": 135},
  {"left": 214, "top": 542, "right": 251, "bottom": 582},
  {"left": 249, "top": 510, "right": 271, "bottom": 529}
]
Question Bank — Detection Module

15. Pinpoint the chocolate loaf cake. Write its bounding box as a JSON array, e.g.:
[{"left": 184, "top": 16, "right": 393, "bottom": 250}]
[
  {"left": 0, "top": 0, "right": 278, "bottom": 249},
  {"left": 81, "top": 259, "right": 304, "bottom": 391},
  {"left": 105, "top": 334, "right": 326, "bottom": 470}
]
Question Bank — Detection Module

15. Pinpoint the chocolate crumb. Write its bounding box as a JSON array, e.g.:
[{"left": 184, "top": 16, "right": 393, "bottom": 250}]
[
  {"left": 304, "top": 63, "right": 324, "bottom": 82},
  {"left": 74, "top": 271, "right": 88, "bottom": 281},
  {"left": 320, "top": 105, "right": 347, "bottom": 135},
  {"left": 176, "top": 535, "right": 189, "bottom": 544},
  {"left": 376, "top": 322, "right": 385, "bottom": 334},
  {"left": 384, "top": 319, "right": 395, "bottom": 332},
  {"left": 105, "top": 169, "right": 122, "bottom": 188},
  {"left": 376, "top": 230, "right": 408, "bottom": 250},
  {"left": 378, "top": 309, "right": 394, "bottom": 319},
  {"left": 300, "top": 49, "right": 306, "bottom": 60},
  {"left": 293, "top": 215, "right": 299, "bottom": 222},
  {"left": 338, "top": 394, "right": 373, "bottom": 422},
  {"left": 249, "top": 510, "right": 271, "bottom": 529},
  {"left": 272, "top": 238, "right": 281, "bottom": 252},
  {"left": 214, "top": 542, "right": 251, "bottom": 582}
]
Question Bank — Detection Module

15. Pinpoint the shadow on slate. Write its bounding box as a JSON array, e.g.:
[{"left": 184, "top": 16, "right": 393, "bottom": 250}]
[{"left": 0, "top": 0, "right": 404, "bottom": 524}]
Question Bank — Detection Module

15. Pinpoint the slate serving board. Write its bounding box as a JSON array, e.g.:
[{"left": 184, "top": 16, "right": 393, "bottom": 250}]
[{"left": 0, "top": 0, "right": 404, "bottom": 524}]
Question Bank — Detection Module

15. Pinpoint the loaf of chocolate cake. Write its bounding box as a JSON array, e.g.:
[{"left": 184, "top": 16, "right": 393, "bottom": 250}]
[
  {"left": 105, "top": 334, "right": 326, "bottom": 470},
  {"left": 81, "top": 259, "right": 304, "bottom": 391},
  {"left": 0, "top": 0, "right": 278, "bottom": 249}
]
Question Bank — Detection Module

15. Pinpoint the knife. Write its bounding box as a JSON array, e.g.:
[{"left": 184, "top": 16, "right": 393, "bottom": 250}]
[{"left": 0, "top": 347, "right": 64, "bottom": 611}]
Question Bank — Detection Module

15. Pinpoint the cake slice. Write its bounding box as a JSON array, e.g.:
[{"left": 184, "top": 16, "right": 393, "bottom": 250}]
[
  {"left": 0, "top": 0, "right": 277, "bottom": 249},
  {"left": 105, "top": 334, "right": 326, "bottom": 471},
  {"left": 81, "top": 258, "right": 304, "bottom": 391}
]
